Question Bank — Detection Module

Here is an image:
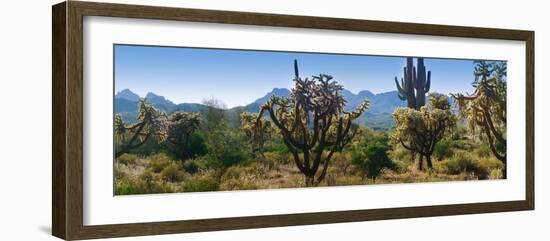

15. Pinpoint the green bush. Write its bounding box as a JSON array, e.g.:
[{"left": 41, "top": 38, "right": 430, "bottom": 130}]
[
  {"left": 180, "top": 174, "right": 219, "bottom": 192},
  {"left": 166, "top": 132, "right": 208, "bottom": 160},
  {"left": 160, "top": 163, "right": 185, "bottom": 182},
  {"left": 148, "top": 153, "right": 172, "bottom": 173},
  {"left": 186, "top": 133, "right": 208, "bottom": 158},
  {"left": 116, "top": 153, "right": 138, "bottom": 165},
  {"left": 433, "top": 140, "right": 453, "bottom": 161},
  {"left": 474, "top": 143, "right": 492, "bottom": 157},
  {"left": 205, "top": 129, "right": 252, "bottom": 168},
  {"left": 351, "top": 132, "right": 395, "bottom": 181}
]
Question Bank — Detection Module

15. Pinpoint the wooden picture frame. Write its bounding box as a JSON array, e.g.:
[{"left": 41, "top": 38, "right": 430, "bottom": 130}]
[{"left": 52, "top": 1, "right": 534, "bottom": 240}]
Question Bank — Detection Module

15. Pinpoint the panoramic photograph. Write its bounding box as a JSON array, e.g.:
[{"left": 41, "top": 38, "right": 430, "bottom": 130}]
[{"left": 113, "top": 44, "right": 507, "bottom": 195}]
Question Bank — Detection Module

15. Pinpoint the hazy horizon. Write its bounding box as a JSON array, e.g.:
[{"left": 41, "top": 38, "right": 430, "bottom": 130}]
[{"left": 114, "top": 44, "right": 498, "bottom": 108}]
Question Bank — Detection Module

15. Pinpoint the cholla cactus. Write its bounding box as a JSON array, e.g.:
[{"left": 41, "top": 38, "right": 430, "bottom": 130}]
[
  {"left": 114, "top": 99, "right": 167, "bottom": 158},
  {"left": 165, "top": 111, "right": 201, "bottom": 159},
  {"left": 452, "top": 61, "right": 507, "bottom": 177},
  {"left": 392, "top": 93, "right": 455, "bottom": 170},
  {"left": 256, "top": 60, "right": 369, "bottom": 186},
  {"left": 395, "top": 57, "right": 431, "bottom": 110},
  {"left": 240, "top": 112, "right": 274, "bottom": 157}
]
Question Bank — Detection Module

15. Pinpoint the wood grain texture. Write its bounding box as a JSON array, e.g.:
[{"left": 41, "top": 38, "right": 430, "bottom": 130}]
[
  {"left": 52, "top": 2, "right": 67, "bottom": 240},
  {"left": 51, "top": 1, "right": 535, "bottom": 240}
]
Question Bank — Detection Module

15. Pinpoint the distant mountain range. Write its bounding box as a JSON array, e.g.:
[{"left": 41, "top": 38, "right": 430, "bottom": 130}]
[{"left": 115, "top": 88, "right": 409, "bottom": 129}]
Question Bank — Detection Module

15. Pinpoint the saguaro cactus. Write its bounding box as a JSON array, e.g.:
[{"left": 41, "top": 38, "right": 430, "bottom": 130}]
[{"left": 395, "top": 57, "right": 431, "bottom": 110}]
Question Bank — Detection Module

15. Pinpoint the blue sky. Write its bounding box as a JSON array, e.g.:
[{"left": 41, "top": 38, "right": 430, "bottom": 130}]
[{"left": 115, "top": 44, "right": 491, "bottom": 108}]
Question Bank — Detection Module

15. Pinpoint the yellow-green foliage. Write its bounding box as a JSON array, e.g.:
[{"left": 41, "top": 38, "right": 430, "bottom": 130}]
[
  {"left": 261, "top": 151, "right": 289, "bottom": 167},
  {"left": 490, "top": 168, "right": 504, "bottom": 179},
  {"left": 116, "top": 153, "right": 138, "bottom": 165},
  {"left": 438, "top": 151, "right": 503, "bottom": 180},
  {"left": 180, "top": 172, "right": 219, "bottom": 192},
  {"left": 148, "top": 153, "right": 173, "bottom": 173},
  {"left": 474, "top": 143, "right": 492, "bottom": 158},
  {"left": 160, "top": 163, "right": 185, "bottom": 182},
  {"left": 115, "top": 170, "right": 172, "bottom": 195},
  {"left": 219, "top": 165, "right": 262, "bottom": 190}
]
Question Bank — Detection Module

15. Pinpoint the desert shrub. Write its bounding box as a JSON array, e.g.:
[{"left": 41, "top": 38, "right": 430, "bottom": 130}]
[
  {"left": 490, "top": 168, "right": 504, "bottom": 179},
  {"left": 116, "top": 153, "right": 138, "bottom": 165},
  {"left": 166, "top": 132, "right": 208, "bottom": 160},
  {"left": 433, "top": 139, "right": 453, "bottom": 161},
  {"left": 148, "top": 153, "right": 173, "bottom": 173},
  {"left": 451, "top": 125, "right": 469, "bottom": 140},
  {"left": 114, "top": 164, "right": 127, "bottom": 179},
  {"left": 186, "top": 133, "right": 208, "bottom": 158},
  {"left": 160, "top": 163, "right": 185, "bottom": 182},
  {"left": 475, "top": 143, "right": 492, "bottom": 158},
  {"left": 219, "top": 165, "right": 263, "bottom": 190},
  {"left": 115, "top": 170, "right": 172, "bottom": 195},
  {"left": 180, "top": 174, "right": 219, "bottom": 192},
  {"left": 440, "top": 151, "right": 489, "bottom": 179},
  {"left": 477, "top": 156, "right": 504, "bottom": 170},
  {"left": 351, "top": 133, "right": 395, "bottom": 181},
  {"left": 261, "top": 151, "right": 288, "bottom": 167},
  {"left": 330, "top": 152, "right": 353, "bottom": 175},
  {"left": 269, "top": 138, "right": 289, "bottom": 154},
  {"left": 183, "top": 159, "right": 205, "bottom": 174},
  {"left": 390, "top": 159, "right": 410, "bottom": 173},
  {"left": 205, "top": 129, "right": 252, "bottom": 169},
  {"left": 390, "top": 144, "right": 413, "bottom": 163}
]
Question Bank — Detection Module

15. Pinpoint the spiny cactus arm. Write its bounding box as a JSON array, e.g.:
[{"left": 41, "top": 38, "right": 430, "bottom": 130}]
[
  {"left": 257, "top": 101, "right": 307, "bottom": 173},
  {"left": 114, "top": 122, "right": 151, "bottom": 158},
  {"left": 306, "top": 113, "right": 321, "bottom": 149},
  {"left": 395, "top": 77, "right": 409, "bottom": 101},
  {"left": 399, "top": 138, "right": 414, "bottom": 151},
  {"left": 482, "top": 109, "right": 506, "bottom": 145},
  {"left": 316, "top": 147, "right": 337, "bottom": 184},
  {"left": 349, "top": 100, "right": 370, "bottom": 119},
  {"left": 478, "top": 117, "right": 506, "bottom": 162},
  {"left": 294, "top": 59, "right": 299, "bottom": 78},
  {"left": 256, "top": 100, "right": 306, "bottom": 150},
  {"left": 317, "top": 116, "right": 353, "bottom": 184},
  {"left": 308, "top": 114, "right": 335, "bottom": 175}
]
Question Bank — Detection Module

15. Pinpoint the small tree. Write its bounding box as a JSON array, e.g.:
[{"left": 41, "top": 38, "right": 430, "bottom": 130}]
[
  {"left": 392, "top": 93, "right": 456, "bottom": 170},
  {"left": 201, "top": 98, "right": 226, "bottom": 132},
  {"left": 114, "top": 99, "right": 167, "bottom": 158},
  {"left": 164, "top": 111, "right": 201, "bottom": 159},
  {"left": 452, "top": 61, "right": 507, "bottom": 177},
  {"left": 351, "top": 132, "right": 394, "bottom": 182},
  {"left": 256, "top": 60, "right": 369, "bottom": 186}
]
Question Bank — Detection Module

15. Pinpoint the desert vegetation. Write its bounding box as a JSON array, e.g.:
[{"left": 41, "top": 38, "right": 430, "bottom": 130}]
[{"left": 114, "top": 58, "right": 506, "bottom": 195}]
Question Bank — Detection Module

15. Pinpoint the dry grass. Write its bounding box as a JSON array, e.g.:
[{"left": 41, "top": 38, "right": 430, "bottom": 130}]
[{"left": 114, "top": 148, "right": 503, "bottom": 195}]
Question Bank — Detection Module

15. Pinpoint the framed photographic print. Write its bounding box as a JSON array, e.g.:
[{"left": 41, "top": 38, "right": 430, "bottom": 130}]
[{"left": 52, "top": 1, "right": 534, "bottom": 240}]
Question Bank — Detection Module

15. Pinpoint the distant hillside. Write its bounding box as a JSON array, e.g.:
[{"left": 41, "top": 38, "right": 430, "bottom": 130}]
[{"left": 114, "top": 88, "right": 413, "bottom": 129}]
